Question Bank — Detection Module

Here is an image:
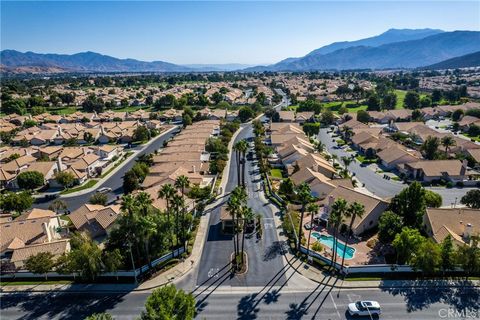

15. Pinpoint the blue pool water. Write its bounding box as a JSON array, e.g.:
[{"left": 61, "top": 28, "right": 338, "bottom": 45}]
[{"left": 311, "top": 232, "right": 356, "bottom": 259}]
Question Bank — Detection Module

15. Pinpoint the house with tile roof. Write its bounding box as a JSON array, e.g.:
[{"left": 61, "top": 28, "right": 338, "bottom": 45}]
[
  {"left": 424, "top": 208, "right": 480, "bottom": 246},
  {"left": 68, "top": 204, "right": 122, "bottom": 238}
]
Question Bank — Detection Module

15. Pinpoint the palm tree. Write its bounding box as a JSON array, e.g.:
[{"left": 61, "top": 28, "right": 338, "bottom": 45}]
[
  {"left": 315, "top": 141, "right": 325, "bottom": 153},
  {"left": 331, "top": 154, "right": 338, "bottom": 166},
  {"left": 158, "top": 183, "right": 176, "bottom": 249},
  {"left": 240, "top": 206, "right": 254, "bottom": 266},
  {"left": 441, "top": 135, "right": 456, "bottom": 156},
  {"left": 175, "top": 176, "right": 190, "bottom": 251},
  {"left": 226, "top": 194, "right": 240, "bottom": 268},
  {"left": 340, "top": 201, "right": 365, "bottom": 271},
  {"left": 305, "top": 203, "right": 319, "bottom": 258},
  {"left": 234, "top": 140, "right": 248, "bottom": 187},
  {"left": 135, "top": 191, "right": 153, "bottom": 216},
  {"left": 171, "top": 194, "right": 184, "bottom": 249},
  {"left": 341, "top": 156, "right": 352, "bottom": 170},
  {"left": 341, "top": 126, "right": 354, "bottom": 141},
  {"left": 49, "top": 199, "right": 67, "bottom": 214},
  {"left": 158, "top": 183, "right": 175, "bottom": 222},
  {"left": 328, "top": 198, "right": 347, "bottom": 270},
  {"left": 296, "top": 183, "right": 312, "bottom": 252}
]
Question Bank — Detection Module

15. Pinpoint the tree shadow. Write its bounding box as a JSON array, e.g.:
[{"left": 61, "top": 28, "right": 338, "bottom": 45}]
[
  {"left": 380, "top": 279, "right": 480, "bottom": 312},
  {"left": 263, "top": 241, "right": 287, "bottom": 261},
  {"left": 1, "top": 292, "right": 129, "bottom": 320},
  {"left": 237, "top": 293, "right": 260, "bottom": 320}
]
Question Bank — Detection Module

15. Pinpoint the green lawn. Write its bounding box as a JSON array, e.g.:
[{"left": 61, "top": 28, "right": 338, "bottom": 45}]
[
  {"left": 322, "top": 100, "right": 368, "bottom": 114},
  {"left": 394, "top": 89, "right": 428, "bottom": 109},
  {"left": 60, "top": 179, "right": 98, "bottom": 195},
  {"left": 100, "top": 152, "right": 133, "bottom": 178},
  {"left": 270, "top": 168, "right": 283, "bottom": 179},
  {"left": 1, "top": 280, "right": 73, "bottom": 286},
  {"left": 50, "top": 106, "right": 78, "bottom": 115},
  {"left": 113, "top": 106, "right": 152, "bottom": 112},
  {"left": 355, "top": 154, "right": 376, "bottom": 164}
]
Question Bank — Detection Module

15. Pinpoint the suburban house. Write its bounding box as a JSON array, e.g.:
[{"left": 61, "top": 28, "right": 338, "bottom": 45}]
[
  {"left": 319, "top": 186, "right": 389, "bottom": 236},
  {"left": 291, "top": 153, "right": 336, "bottom": 178},
  {"left": 278, "top": 111, "right": 295, "bottom": 122},
  {"left": 0, "top": 214, "right": 66, "bottom": 268},
  {"left": 68, "top": 204, "right": 122, "bottom": 238},
  {"left": 295, "top": 112, "right": 314, "bottom": 124},
  {"left": 423, "top": 208, "right": 480, "bottom": 246},
  {"left": 377, "top": 146, "right": 421, "bottom": 171},
  {"left": 403, "top": 160, "right": 468, "bottom": 183}
]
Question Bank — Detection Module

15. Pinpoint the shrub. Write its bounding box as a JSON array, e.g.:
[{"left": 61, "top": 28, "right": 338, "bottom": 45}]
[{"left": 311, "top": 242, "right": 323, "bottom": 252}]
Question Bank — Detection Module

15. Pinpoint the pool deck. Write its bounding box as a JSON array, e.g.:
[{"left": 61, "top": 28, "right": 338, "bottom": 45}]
[{"left": 302, "top": 224, "right": 385, "bottom": 266}]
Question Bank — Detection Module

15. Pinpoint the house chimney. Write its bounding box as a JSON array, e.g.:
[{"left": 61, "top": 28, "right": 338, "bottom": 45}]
[
  {"left": 461, "top": 159, "right": 468, "bottom": 176},
  {"left": 192, "top": 165, "right": 196, "bottom": 174},
  {"left": 56, "top": 156, "right": 63, "bottom": 172},
  {"left": 57, "top": 125, "right": 62, "bottom": 135},
  {"left": 42, "top": 222, "right": 52, "bottom": 242},
  {"left": 100, "top": 125, "right": 105, "bottom": 135}
]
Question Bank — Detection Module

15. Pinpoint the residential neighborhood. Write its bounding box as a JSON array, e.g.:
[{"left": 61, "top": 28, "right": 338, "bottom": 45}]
[{"left": 1, "top": 3, "right": 480, "bottom": 318}]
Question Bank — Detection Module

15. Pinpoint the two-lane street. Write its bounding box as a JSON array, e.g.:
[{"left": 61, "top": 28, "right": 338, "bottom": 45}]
[{"left": 32, "top": 126, "right": 180, "bottom": 212}]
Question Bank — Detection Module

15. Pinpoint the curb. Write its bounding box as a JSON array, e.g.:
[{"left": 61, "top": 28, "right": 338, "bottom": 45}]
[{"left": 59, "top": 125, "right": 179, "bottom": 198}]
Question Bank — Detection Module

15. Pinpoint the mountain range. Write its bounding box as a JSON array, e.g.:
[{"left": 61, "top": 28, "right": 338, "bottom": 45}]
[
  {"left": 2, "top": 28, "right": 480, "bottom": 74},
  {"left": 249, "top": 29, "right": 480, "bottom": 71},
  {"left": 424, "top": 51, "right": 480, "bottom": 70}
]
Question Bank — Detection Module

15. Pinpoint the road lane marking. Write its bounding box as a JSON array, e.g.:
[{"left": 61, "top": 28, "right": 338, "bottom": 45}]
[{"left": 329, "top": 292, "right": 341, "bottom": 319}]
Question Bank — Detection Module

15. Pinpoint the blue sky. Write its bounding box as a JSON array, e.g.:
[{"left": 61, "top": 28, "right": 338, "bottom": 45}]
[{"left": 1, "top": 1, "right": 479, "bottom": 64}]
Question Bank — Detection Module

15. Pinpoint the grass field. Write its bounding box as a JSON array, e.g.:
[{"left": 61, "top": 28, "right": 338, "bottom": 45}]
[{"left": 270, "top": 168, "right": 283, "bottom": 179}]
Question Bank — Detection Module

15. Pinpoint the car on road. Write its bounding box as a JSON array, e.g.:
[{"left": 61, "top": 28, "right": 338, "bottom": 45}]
[
  {"left": 348, "top": 301, "right": 381, "bottom": 317},
  {"left": 97, "top": 187, "right": 112, "bottom": 194}
]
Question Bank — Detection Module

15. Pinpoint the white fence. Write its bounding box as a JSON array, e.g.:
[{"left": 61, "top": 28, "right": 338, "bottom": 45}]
[{"left": 1, "top": 247, "right": 185, "bottom": 281}]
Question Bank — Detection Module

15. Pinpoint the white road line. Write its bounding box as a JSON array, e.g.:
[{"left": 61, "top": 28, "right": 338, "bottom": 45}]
[{"left": 329, "top": 292, "right": 342, "bottom": 319}]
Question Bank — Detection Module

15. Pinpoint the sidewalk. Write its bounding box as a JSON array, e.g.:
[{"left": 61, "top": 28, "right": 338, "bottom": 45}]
[{"left": 60, "top": 125, "right": 178, "bottom": 198}]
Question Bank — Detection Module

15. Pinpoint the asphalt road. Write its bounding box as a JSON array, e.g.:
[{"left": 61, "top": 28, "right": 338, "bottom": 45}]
[
  {"left": 2, "top": 284, "right": 479, "bottom": 319},
  {"left": 194, "top": 123, "right": 286, "bottom": 287},
  {"left": 318, "top": 128, "right": 475, "bottom": 206},
  {"left": 32, "top": 126, "right": 179, "bottom": 212}
]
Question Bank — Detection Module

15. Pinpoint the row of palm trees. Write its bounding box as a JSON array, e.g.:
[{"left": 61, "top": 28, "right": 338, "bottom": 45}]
[
  {"left": 226, "top": 186, "right": 255, "bottom": 271},
  {"left": 157, "top": 175, "right": 191, "bottom": 253},
  {"left": 296, "top": 182, "right": 365, "bottom": 272},
  {"left": 233, "top": 140, "right": 249, "bottom": 187}
]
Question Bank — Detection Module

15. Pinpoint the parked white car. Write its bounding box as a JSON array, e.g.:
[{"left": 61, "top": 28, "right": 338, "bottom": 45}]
[
  {"left": 97, "top": 187, "right": 112, "bottom": 194},
  {"left": 348, "top": 301, "right": 381, "bottom": 317}
]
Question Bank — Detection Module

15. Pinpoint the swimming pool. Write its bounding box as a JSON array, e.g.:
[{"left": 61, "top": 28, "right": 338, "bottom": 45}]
[{"left": 311, "top": 232, "right": 356, "bottom": 260}]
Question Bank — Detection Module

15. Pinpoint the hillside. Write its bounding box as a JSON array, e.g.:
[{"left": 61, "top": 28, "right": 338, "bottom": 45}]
[
  {"left": 250, "top": 30, "right": 480, "bottom": 72},
  {"left": 0, "top": 50, "right": 192, "bottom": 73},
  {"left": 424, "top": 51, "right": 480, "bottom": 69}
]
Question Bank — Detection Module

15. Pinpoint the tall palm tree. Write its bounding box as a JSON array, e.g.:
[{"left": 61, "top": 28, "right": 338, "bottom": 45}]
[
  {"left": 340, "top": 201, "right": 365, "bottom": 271},
  {"left": 226, "top": 194, "right": 240, "bottom": 268},
  {"left": 234, "top": 140, "right": 249, "bottom": 187},
  {"left": 158, "top": 183, "right": 175, "bottom": 222},
  {"left": 296, "top": 183, "right": 312, "bottom": 252},
  {"left": 135, "top": 191, "right": 153, "bottom": 216},
  {"left": 158, "top": 183, "right": 176, "bottom": 249},
  {"left": 240, "top": 206, "right": 254, "bottom": 265},
  {"left": 328, "top": 198, "right": 347, "bottom": 270},
  {"left": 171, "top": 194, "right": 184, "bottom": 249},
  {"left": 305, "top": 203, "right": 319, "bottom": 258},
  {"left": 175, "top": 175, "right": 190, "bottom": 251},
  {"left": 441, "top": 135, "right": 456, "bottom": 156}
]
